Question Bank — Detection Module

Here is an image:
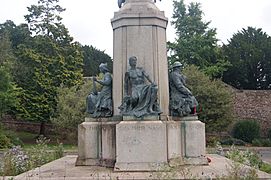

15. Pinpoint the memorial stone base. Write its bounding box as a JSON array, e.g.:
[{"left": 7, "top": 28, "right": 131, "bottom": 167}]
[
  {"left": 75, "top": 118, "right": 120, "bottom": 167},
  {"left": 76, "top": 116, "right": 208, "bottom": 171},
  {"left": 114, "top": 120, "right": 168, "bottom": 171},
  {"left": 168, "top": 116, "right": 208, "bottom": 165},
  {"left": 114, "top": 116, "right": 207, "bottom": 171}
]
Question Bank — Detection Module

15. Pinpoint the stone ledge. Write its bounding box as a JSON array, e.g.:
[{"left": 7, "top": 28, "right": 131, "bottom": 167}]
[
  {"left": 114, "top": 162, "right": 168, "bottom": 172},
  {"left": 14, "top": 155, "right": 271, "bottom": 179}
]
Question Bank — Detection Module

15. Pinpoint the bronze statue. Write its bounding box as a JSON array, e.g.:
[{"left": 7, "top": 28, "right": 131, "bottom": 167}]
[
  {"left": 119, "top": 56, "right": 161, "bottom": 118},
  {"left": 86, "top": 63, "right": 113, "bottom": 117},
  {"left": 118, "top": 0, "right": 162, "bottom": 8},
  {"left": 169, "top": 61, "right": 198, "bottom": 117}
]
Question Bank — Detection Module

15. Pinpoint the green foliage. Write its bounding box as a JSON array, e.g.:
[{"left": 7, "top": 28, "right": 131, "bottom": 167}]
[
  {"left": 260, "top": 162, "right": 271, "bottom": 174},
  {"left": 0, "top": 67, "right": 17, "bottom": 117},
  {"left": 0, "top": 133, "right": 12, "bottom": 149},
  {"left": 169, "top": 0, "right": 230, "bottom": 78},
  {"left": 223, "top": 27, "right": 271, "bottom": 90},
  {"left": 0, "top": 20, "right": 31, "bottom": 50},
  {"left": 0, "top": 31, "right": 15, "bottom": 68},
  {"left": 223, "top": 146, "right": 259, "bottom": 179},
  {"left": 8, "top": 0, "right": 83, "bottom": 126},
  {"left": 252, "top": 138, "right": 271, "bottom": 147},
  {"left": 220, "top": 137, "right": 246, "bottom": 146},
  {"left": 0, "top": 125, "right": 23, "bottom": 148},
  {"left": 50, "top": 80, "right": 91, "bottom": 141},
  {"left": 268, "top": 129, "right": 271, "bottom": 140},
  {"left": 232, "top": 120, "right": 260, "bottom": 143},
  {"left": 0, "top": 32, "right": 19, "bottom": 117},
  {"left": 24, "top": 0, "right": 70, "bottom": 43},
  {"left": 82, "top": 45, "right": 113, "bottom": 76},
  {"left": 28, "top": 136, "right": 53, "bottom": 167},
  {"left": 182, "top": 65, "right": 233, "bottom": 132}
]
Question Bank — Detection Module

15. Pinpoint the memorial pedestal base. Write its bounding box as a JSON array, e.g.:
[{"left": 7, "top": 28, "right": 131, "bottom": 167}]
[
  {"left": 114, "top": 121, "right": 168, "bottom": 171},
  {"left": 75, "top": 118, "right": 119, "bottom": 167},
  {"left": 76, "top": 116, "right": 208, "bottom": 171}
]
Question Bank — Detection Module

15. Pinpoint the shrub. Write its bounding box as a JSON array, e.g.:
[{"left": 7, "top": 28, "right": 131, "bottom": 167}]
[
  {"left": 260, "top": 162, "right": 271, "bottom": 174},
  {"left": 0, "top": 133, "right": 11, "bottom": 149},
  {"left": 4, "top": 131, "right": 24, "bottom": 147},
  {"left": 183, "top": 65, "right": 233, "bottom": 133},
  {"left": 51, "top": 80, "right": 92, "bottom": 142},
  {"left": 224, "top": 146, "right": 259, "bottom": 179},
  {"left": 252, "top": 138, "right": 271, "bottom": 147},
  {"left": 232, "top": 120, "right": 260, "bottom": 143},
  {"left": 220, "top": 137, "right": 246, "bottom": 146}
]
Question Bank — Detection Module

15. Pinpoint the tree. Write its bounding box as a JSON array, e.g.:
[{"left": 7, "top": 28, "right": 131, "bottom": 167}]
[
  {"left": 222, "top": 27, "right": 271, "bottom": 90},
  {"left": 81, "top": 45, "right": 113, "bottom": 77},
  {"left": 50, "top": 81, "right": 91, "bottom": 142},
  {"left": 0, "top": 20, "right": 31, "bottom": 50},
  {"left": 169, "top": 0, "right": 230, "bottom": 78},
  {"left": 24, "top": 0, "right": 71, "bottom": 43},
  {"left": 183, "top": 65, "right": 233, "bottom": 133},
  {"left": 12, "top": 0, "right": 83, "bottom": 135},
  {"left": 0, "top": 32, "right": 18, "bottom": 118}
]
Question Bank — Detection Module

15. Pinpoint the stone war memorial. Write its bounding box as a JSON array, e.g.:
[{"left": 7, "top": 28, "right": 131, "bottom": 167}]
[
  {"left": 11, "top": 1, "right": 271, "bottom": 179},
  {"left": 76, "top": 0, "right": 208, "bottom": 171}
]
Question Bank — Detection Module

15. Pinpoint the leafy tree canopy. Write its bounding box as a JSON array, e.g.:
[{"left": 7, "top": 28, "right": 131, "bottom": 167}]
[
  {"left": 81, "top": 45, "right": 112, "bottom": 77},
  {"left": 0, "top": 33, "right": 19, "bottom": 117},
  {"left": 9, "top": 0, "right": 83, "bottom": 131},
  {"left": 169, "top": 0, "right": 230, "bottom": 78},
  {"left": 223, "top": 27, "right": 271, "bottom": 90}
]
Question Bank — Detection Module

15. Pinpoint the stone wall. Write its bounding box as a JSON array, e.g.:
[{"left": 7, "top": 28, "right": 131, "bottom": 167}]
[
  {"left": 233, "top": 90, "right": 271, "bottom": 136},
  {"left": 1, "top": 117, "right": 54, "bottom": 135}
]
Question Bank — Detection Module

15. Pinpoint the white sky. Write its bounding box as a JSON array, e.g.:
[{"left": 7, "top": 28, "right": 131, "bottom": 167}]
[{"left": 1, "top": 0, "right": 271, "bottom": 57}]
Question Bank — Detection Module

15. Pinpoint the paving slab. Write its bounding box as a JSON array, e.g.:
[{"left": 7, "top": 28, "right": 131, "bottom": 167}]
[{"left": 7, "top": 154, "right": 271, "bottom": 180}]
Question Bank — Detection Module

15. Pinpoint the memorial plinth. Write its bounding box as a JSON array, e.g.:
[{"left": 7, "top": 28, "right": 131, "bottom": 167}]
[
  {"left": 115, "top": 120, "right": 168, "bottom": 171},
  {"left": 76, "top": 118, "right": 120, "bottom": 167},
  {"left": 113, "top": 116, "right": 207, "bottom": 171}
]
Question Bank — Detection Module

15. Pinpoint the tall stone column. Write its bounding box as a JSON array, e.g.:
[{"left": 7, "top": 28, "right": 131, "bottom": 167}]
[{"left": 111, "top": 0, "right": 169, "bottom": 116}]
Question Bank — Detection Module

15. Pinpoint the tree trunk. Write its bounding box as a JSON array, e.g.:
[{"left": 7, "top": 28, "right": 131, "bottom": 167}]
[{"left": 39, "top": 121, "right": 46, "bottom": 136}]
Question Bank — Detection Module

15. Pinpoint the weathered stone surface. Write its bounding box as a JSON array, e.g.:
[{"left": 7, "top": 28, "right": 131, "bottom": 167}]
[
  {"left": 76, "top": 121, "right": 119, "bottom": 167},
  {"left": 183, "top": 120, "right": 208, "bottom": 165},
  {"left": 166, "top": 121, "right": 183, "bottom": 161},
  {"left": 15, "top": 155, "right": 271, "bottom": 179},
  {"left": 111, "top": 0, "right": 169, "bottom": 116},
  {"left": 234, "top": 90, "right": 271, "bottom": 136},
  {"left": 115, "top": 121, "right": 167, "bottom": 171},
  {"left": 76, "top": 122, "right": 101, "bottom": 166},
  {"left": 101, "top": 122, "right": 117, "bottom": 167}
]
